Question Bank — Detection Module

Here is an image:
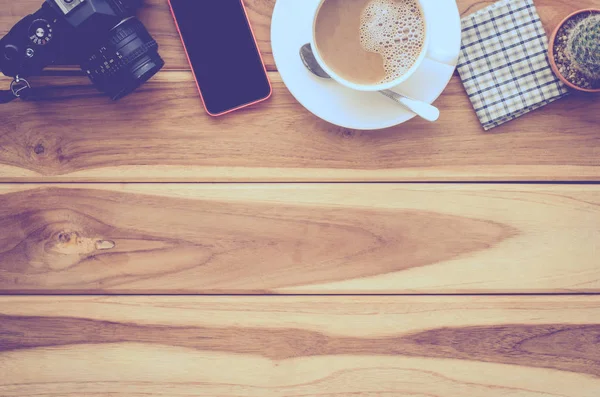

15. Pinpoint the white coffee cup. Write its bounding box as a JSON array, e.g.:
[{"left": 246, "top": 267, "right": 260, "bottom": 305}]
[{"left": 310, "top": 0, "right": 431, "bottom": 92}]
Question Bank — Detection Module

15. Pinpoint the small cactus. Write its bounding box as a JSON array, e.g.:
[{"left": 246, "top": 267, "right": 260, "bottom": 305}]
[{"left": 566, "top": 14, "right": 600, "bottom": 81}]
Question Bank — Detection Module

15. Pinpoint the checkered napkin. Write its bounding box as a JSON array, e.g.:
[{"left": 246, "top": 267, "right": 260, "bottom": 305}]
[{"left": 457, "top": 0, "right": 569, "bottom": 130}]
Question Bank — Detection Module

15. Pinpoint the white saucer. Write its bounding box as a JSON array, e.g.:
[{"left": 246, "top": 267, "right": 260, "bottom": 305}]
[{"left": 271, "top": 0, "right": 462, "bottom": 130}]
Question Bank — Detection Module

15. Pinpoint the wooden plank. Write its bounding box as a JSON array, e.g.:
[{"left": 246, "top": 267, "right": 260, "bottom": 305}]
[
  {"left": 2, "top": 1, "right": 599, "bottom": 183},
  {"left": 1, "top": 0, "right": 597, "bottom": 72},
  {"left": 1, "top": 296, "right": 599, "bottom": 396},
  {"left": 0, "top": 183, "right": 598, "bottom": 294},
  {"left": 1, "top": 72, "right": 599, "bottom": 182}
]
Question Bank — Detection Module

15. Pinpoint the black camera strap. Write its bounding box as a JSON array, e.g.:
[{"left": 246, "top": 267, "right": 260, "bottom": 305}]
[
  {"left": 0, "top": 76, "right": 53, "bottom": 103},
  {"left": 0, "top": 90, "right": 18, "bottom": 104},
  {"left": 0, "top": 76, "right": 35, "bottom": 104}
]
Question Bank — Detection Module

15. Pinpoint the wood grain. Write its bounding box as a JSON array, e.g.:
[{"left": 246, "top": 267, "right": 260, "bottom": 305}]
[
  {"left": 0, "top": 72, "right": 599, "bottom": 182},
  {"left": 1, "top": 296, "right": 599, "bottom": 396},
  {"left": 2, "top": 0, "right": 598, "bottom": 71},
  {"left": 0, "top": 183, "right": 598, "bottom": 294},
  {"left": 2, "top": 2, "right": 599, "bottom": 392}
]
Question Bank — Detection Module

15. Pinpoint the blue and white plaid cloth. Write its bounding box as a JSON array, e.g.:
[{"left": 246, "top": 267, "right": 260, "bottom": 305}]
[{"left": 457, "top": 0, "right": 569, "bottom": 131}]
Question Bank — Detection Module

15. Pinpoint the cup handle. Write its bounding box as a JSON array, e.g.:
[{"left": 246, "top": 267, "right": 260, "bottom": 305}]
[
  {"left": 426, "top": 47, "right": 460, "bottom": 66},
  {"left": 421, "top": 0, "right": 461, "bottom": 65}
]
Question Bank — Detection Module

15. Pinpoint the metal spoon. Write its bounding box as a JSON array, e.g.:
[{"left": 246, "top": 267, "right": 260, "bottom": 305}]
[{"left": 300, "top": 43, "right": 440, "bottom": 122}]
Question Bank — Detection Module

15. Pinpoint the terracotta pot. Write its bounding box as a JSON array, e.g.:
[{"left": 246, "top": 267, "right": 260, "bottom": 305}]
[{"left": 548, "top": 8, "right": 600, "bottom": 93}]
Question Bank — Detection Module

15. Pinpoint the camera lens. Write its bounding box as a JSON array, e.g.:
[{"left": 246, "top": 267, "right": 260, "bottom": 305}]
[{"left": 81, "top": 17, "right": 164, "bottom": 100}]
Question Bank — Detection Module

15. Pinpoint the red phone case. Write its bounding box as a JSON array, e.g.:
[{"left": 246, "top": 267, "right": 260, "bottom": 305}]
[{"left": 167, "top": 0, "right": 272, "bottom": 117}]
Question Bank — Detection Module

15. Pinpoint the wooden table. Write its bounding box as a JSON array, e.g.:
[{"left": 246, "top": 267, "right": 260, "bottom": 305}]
[{"left": 1, "top": 0, "right": 599, "bottom": 395}]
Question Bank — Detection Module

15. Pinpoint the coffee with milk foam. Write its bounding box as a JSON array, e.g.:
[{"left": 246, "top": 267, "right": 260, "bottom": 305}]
[
  {"left": 315, "top": 0, "right": 425, "bottom": 86},
  {"left": 360, "top": 0, "right": 425, "bottom": 83}
]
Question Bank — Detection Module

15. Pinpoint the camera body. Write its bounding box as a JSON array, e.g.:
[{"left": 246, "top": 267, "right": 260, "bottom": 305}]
[{"left": 0, "top": 0, "right": 164, "bottom": 100}]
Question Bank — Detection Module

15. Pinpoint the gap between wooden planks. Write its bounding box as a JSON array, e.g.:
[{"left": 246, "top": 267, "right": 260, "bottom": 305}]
[
  {"left": 0, "top": 183, "right": 598, "bottom": 294},
  {"left": 1, "top": 295, "right": 599, "bottom": 397}
]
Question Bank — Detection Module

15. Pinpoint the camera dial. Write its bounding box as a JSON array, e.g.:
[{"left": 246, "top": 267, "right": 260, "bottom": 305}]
[
  {"left": 0, "top": 0, "right": 163, "bottom": 99},
  {"left": 28, "top": 19, "right": 53, "bottom": 45}
]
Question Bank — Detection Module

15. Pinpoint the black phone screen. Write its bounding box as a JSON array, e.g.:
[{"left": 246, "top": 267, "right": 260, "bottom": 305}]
[{"left": 168, "top": 0, "right": 272, "bottom": 116}]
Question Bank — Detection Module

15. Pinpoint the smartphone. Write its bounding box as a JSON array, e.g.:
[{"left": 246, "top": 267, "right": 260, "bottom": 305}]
[{"left": 167, "top": 0, "right": 272, "bottom": 116}]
